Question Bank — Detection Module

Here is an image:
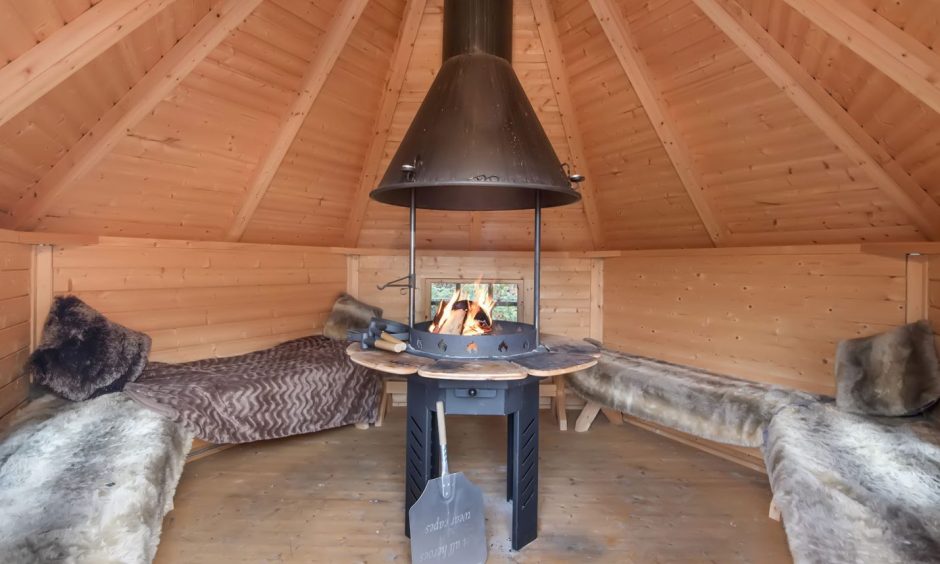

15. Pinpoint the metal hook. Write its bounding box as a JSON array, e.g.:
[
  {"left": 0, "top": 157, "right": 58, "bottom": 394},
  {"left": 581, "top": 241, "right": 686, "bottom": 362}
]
[{"left": 376, "top": 274, "right": 415, "bottom": 296}]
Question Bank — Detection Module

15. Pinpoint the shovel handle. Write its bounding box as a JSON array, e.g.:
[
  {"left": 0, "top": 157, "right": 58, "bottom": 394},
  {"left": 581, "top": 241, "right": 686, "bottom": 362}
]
[{"left": 435, "top": 401, "right": 447, "bottom": 447}]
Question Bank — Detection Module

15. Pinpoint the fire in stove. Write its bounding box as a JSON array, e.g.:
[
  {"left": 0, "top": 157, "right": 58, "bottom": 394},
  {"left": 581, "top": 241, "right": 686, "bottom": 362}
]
[{"left": 429, "top": 283, "right": 497, "bottom": 336}]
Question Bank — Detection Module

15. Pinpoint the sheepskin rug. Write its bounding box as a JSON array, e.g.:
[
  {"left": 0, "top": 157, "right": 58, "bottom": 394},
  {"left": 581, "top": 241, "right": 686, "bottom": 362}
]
[
  {"left": 765, "top": 403, "right": 940, "bottom": 564},
  {"left": 0, "top": 393, "right": 192, "bottom": 563},
  {"left": 568, "top": 349, "right": 824, "bottom": 447}
]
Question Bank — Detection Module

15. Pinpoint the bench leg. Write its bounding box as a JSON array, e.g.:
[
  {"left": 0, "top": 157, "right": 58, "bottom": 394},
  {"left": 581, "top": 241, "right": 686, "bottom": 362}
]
[
  {"left": 375, "top": 379, "right": 390, "bottom": 428},
  {"left": 554, "top": 375, "right": 568, "bottom": 431},
  {"left": 769, "top": 500, "right": 781, "bottom": 521},
  {"left": 601, "top": 408, "right": 623, "bottom": 425},
  {"left": 574, "top": 402, "right": 602, "bottom": 432}
]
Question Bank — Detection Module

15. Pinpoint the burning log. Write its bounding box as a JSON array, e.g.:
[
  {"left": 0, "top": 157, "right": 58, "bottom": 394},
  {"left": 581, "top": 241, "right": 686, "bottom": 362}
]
[
  {"left": 430, "top": 283, "right": 497, "bottom": 336},
  {"left": 436, "top": 304, "right": 468, "bottom": 335}
]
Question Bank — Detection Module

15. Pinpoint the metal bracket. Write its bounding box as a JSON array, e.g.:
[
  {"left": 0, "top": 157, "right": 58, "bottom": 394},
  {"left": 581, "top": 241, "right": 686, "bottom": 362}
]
[{"left": 377, "top": 273, "right": 415, "bottom": 295}]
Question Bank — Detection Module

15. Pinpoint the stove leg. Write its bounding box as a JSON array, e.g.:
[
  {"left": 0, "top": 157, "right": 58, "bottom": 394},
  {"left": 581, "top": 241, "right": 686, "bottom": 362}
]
[
  {"left": 508, "top": 382, "right": 539, "bottom": 550},
  {"left": 506, "top": 413, "right": 515, "bottom": 502},
  {"left": 404, "top": 382, "right": 435, "bottom": 538}
]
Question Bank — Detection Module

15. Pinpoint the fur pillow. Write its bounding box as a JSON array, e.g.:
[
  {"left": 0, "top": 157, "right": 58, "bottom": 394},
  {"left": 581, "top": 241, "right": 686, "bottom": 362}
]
[
  {"left": 836, "top": 320, "right": 940, "bottom": 416},
  {"left": 322, "top": 293, "right": 382, "bottom": 340},
  {"left": 25, "top": 296, "right": 152, "bottom": 401}
]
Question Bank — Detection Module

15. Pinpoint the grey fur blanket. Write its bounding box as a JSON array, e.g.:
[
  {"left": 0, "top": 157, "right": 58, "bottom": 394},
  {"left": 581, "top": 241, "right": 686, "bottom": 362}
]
[
  {"left": 0, "top": 394, "right": 192, "bottom": 563},
  {"left": 764, "top": 403, "right": 940, "bottom": 564},
  {"left": 125, "top": 336, "right": 382, "bottom": 444},
  {"left": 568, "top": 349, "right": 824, "bottom": 447}
]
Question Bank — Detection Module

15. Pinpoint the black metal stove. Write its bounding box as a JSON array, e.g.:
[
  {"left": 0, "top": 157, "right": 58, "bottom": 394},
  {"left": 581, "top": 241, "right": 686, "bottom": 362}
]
[{"left": 367, "top": 0, "right": 586, "bottom": 553}]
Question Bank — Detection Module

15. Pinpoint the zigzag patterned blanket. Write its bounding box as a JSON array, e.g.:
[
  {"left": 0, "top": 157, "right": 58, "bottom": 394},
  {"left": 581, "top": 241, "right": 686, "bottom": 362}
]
[{"left": 125, "top": 336, "right": 382, "bottom": 444}]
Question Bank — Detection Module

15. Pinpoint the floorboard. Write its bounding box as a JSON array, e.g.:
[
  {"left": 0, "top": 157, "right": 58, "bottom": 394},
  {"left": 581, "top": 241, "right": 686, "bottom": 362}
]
[{"left": 155, "top": 408, "right": 791, "bottom": 563}]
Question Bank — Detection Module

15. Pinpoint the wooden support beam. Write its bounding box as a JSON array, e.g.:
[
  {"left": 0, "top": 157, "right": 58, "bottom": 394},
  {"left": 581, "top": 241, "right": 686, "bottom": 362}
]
[
  {"left": 344, "top": 0, "right": 428, "bottom": 247},
  {"left": 906, "top": 254, "right": 929, "bottom": 323},
  {"left": 7, "top": 0, "right": 264, "bottom": 231},
  {"left": 226, "top": 0, "right": 370, "bottom": 241},
  {"left": 588, "top": 0, "right": 724, "bottom": 246},
  {"left": 29, "top": 245, "right": 53, "bottom": 352},
  {"left": 531, "top": 0, "right": 605, "bottom": 250},
  {"left": 693, "top": 0, "right": 940, "bottom": 241},
  {"left": 0, "top": 0, "right": 175, "bottom": 128},
  {"left": 781, "top": 0, "right": 940, "bottom": 116}
]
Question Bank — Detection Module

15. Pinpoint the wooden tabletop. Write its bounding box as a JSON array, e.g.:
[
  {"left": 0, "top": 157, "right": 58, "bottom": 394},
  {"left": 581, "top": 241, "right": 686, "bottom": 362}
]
[{"left": 346, "top": 341, "right": 598, "bottom": 381}]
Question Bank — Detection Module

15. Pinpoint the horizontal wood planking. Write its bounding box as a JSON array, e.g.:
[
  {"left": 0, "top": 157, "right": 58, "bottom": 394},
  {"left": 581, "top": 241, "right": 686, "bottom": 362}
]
[
  {"left": 0, "top": 241, "right": 30, "bottom": 422},
  {"left": 53, "top": 237, "right": 347, "bottom": 363},
  {"left": 355, "top": 254, "right": 595, "bottom": 338},
  {"left": 603, "top": 249, "right": 907, "bottom": 395}
]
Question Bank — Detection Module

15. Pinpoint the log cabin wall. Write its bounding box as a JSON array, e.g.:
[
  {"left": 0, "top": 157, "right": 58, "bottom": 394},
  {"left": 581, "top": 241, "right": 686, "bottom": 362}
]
[
  {"left": 601, "top": 246, "right": 910, "bottom": 396},
  {"left": 353, "top": 254, "right": 599, "bottom": 339},
  {"left": 0, "top": 240, "right": 30, "bottom": 426},
  {"left": 52, "top": 237, "right": 347, "bottom": 363}
]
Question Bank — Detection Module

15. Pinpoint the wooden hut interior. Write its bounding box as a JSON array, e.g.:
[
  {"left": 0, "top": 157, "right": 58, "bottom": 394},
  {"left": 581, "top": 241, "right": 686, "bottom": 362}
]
[{"left": 0, "top": 0, "right": 939, "bottom": 562}]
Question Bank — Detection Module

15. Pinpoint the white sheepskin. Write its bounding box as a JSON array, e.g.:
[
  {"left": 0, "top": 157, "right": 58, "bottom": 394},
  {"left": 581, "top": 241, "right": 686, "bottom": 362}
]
[
  {"left": 765, "top": 404, "right": 940, "bottom": 564},
  {"left": 0, "top": 394, "right": 192, "bottom": 563}
]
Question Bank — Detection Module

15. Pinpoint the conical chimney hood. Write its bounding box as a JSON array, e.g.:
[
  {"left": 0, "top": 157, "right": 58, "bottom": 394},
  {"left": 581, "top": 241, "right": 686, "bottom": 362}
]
[{"left": 369, "top": 0, "right": 582, "bottom": 211}]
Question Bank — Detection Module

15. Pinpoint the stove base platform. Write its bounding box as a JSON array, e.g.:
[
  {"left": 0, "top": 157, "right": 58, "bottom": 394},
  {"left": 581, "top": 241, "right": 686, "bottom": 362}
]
[{"left": 404, "top": 375, "right": 540, "bottom": 551}]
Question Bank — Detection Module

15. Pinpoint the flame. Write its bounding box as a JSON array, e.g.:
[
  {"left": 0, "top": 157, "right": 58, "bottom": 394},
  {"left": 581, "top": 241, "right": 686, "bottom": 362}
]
[{"left": 429, "top": 282, "right": 498, "bottom": 336}]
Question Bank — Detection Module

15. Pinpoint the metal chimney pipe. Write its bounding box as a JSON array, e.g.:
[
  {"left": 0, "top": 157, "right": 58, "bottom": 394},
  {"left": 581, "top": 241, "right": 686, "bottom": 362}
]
[{"left": 442, "top": 0, "right": 512, "bottom": 62}]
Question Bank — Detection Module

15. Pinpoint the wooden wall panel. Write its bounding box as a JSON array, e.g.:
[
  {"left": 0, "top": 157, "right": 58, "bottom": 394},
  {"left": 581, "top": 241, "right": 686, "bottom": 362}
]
[
  {"left": 603, "top": 248, "right": 908, "bottom": 395},
  {"left": 0, "top": 0, "right": 216, "bottom": 223},
  {"left": 621, "top": 0, "right": 921, "bottom": 245},
  {"left": 355, "top": 0, "right": 595, "bottom": 251},
  {"left": 355, "top": 253, "right": 594, "bottom": 338},
  {"left": 0, "top": 241, "right": 30, "bottom": 425},
  {"left": 53, "top": 237, "right": 347, "bottom": 363},
  {"left": 554, "top": 0, "right": 715, "bottom": 250},
  {"left": 240, "top": 0, "right": 404, "bottom": 246},
  {"left": 737, "top": 0, "right": 940, "bottom": 220}
]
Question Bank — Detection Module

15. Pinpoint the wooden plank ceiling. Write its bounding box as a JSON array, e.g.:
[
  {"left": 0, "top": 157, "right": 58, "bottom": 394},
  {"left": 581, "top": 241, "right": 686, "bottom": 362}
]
[{"left": 0, "top": 0, "right": 938, "bottom": 250}]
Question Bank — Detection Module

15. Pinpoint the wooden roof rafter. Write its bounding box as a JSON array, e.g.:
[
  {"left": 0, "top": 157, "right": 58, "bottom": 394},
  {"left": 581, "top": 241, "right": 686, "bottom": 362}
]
[
  {"left": 344, "top": 0, "right": 428, "bottom": 248},
  {"left": 780, "top": 0, "right": 940, "bottom": 117},
  {"left": 6, "top": 0, "right": 265, "bottom": 231},
  {"left": 226, "top": 0, "right": 372, "bottom": 242},
  {"left": 692, "top": 0, "right": 940, "bottom": 241},
  {"left": 0, "top": 0, "right": 177, "bottom": 129},
  {"left": 588, "top": 0, "right": 726, "bottom": 247},
  {"left": 531, "top": 0, "right": 604, "bottom": 250}
]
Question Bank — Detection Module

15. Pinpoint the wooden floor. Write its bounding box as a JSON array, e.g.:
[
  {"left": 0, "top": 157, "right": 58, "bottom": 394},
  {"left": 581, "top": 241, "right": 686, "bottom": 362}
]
[{"left": 155, "top": 409, "right": 792, "bottom": 563}]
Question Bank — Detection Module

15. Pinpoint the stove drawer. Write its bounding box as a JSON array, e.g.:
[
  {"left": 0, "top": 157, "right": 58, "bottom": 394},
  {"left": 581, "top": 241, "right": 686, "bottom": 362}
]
[{"left": 445, "top": 386, "right": 506, "bottom": 415}]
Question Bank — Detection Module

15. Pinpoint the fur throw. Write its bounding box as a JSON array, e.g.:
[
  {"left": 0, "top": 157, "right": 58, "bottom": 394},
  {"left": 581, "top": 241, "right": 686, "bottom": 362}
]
[
  {"left": 25, "top": 296, "right": 152, "bottom": 401},
  {"left": 0, "top": 393, "right": 192, "bottom": 563},
  {"left": 764, "top": 403, "right": 940, "bottom": 564},
  {"left": 568, "top": 349, "right": 824, "bottom": 447},
  {"left": 322, "top": 293, "right": 382, "bottom": 340},
  {"left": 836, "top": 320, "right": 940, "bottom": 416}
]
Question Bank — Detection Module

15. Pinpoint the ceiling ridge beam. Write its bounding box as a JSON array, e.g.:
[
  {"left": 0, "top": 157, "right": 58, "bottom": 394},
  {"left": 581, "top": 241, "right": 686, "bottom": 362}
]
[
  {"left": 227, "top": 0, "right": 371, "bottom": 242},
  {"left": 780, "top": 0, "right": 940, "bottom": 116},
  {"left": 0, "top": 0, "right": 177, "bottom": 129},
  {"left": 531, "top": 0, "right": 605, "bottom": 250},
  {"left": 588, "top": 0, "right": 725, "bottom": 246},
  {"left": 693, "top": 0, "right": 940, "bottom": 241},
  {"left": 344, "top": 0, "right": 428, "bottom": 247},
  {"left": 7, "top": 0, "right": 264, "bottom": 231}
]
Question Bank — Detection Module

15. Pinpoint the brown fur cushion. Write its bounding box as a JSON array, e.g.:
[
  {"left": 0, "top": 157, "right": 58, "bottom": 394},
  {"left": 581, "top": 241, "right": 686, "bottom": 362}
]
[
  {"left": 322, "top": 293, "right": 382, "bottom": 340},
  {"left": 25, "top": 296, "right": 152, "bottom": 401},
  {"left": 836, "top": 320, "right": 940, "bottom": 416}
]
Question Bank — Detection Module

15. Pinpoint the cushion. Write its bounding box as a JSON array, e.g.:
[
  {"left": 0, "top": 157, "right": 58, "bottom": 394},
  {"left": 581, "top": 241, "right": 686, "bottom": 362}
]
[
  {"left": 24, "top": 296, "right": 152, "bottom": 401},
  {"left": 836, "top": 320, "right": 940, "bottom": 416},
  {"left": 322, "top": 293, "right": 382, "bottom": 340}
]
